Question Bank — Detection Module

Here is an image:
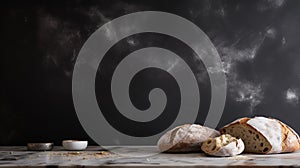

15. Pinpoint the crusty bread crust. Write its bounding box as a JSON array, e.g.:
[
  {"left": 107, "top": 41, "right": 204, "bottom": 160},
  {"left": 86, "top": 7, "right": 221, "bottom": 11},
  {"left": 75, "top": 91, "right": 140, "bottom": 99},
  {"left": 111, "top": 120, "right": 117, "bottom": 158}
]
[{"left": 276, "top": 119, "right": 300, "bottom": 153}]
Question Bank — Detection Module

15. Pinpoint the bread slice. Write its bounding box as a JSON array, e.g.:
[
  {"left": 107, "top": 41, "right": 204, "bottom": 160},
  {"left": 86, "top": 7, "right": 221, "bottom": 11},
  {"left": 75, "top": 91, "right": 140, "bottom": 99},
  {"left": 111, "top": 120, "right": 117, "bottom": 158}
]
[
  {"left": 220, "top": 116, "right": 300, "bottom": 154},
  {"left": 157, "top": 124, "right": 220, "bottom": 153},
  {"left": 201, "top": 134, "right": 245, "bottom": 156}
]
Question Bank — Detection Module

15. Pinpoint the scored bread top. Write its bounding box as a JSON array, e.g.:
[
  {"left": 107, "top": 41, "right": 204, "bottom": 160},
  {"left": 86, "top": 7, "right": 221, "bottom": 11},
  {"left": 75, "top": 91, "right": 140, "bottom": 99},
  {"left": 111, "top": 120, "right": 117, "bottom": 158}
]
[{"left": 276, "top": 119, "right": 300, "bottom": 152}]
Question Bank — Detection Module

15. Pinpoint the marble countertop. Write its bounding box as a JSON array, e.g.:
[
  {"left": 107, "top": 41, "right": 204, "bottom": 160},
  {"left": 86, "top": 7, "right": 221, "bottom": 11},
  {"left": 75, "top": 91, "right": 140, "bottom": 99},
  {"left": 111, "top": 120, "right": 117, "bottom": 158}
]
[{"left": 0, "top": 146, "right": 300, "bottom": 167}]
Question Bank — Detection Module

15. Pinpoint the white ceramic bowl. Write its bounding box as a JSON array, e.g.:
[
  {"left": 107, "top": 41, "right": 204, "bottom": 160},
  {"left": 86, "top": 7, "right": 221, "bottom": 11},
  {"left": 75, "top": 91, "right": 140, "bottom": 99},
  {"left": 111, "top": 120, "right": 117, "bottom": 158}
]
[{"left": 62, "top": 140, "right": 88, "bottom": 150}]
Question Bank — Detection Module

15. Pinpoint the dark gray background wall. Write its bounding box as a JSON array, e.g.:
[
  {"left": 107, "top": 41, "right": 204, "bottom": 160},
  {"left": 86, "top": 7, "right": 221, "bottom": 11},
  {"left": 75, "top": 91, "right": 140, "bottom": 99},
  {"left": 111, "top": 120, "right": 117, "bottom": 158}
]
[{"left": 1, "top": 0, "right": 300, "bottom": 145}]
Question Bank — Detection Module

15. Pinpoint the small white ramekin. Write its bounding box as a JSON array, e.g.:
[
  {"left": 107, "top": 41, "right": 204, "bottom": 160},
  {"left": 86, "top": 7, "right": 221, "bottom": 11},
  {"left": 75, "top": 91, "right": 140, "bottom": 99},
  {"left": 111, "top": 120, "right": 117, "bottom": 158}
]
[{"left": 62, "top": 140, "right": 88, "bottom": 150}]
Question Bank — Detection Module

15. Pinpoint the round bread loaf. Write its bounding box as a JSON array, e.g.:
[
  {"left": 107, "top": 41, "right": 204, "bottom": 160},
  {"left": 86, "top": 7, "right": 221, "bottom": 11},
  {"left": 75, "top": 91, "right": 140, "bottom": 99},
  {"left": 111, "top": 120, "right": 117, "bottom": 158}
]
[
  {"left": 157, "top": 124, "right": 220, "bottom": 153},
  {"left": 220, "top": 116, "right": 300, "bottom": 154}
]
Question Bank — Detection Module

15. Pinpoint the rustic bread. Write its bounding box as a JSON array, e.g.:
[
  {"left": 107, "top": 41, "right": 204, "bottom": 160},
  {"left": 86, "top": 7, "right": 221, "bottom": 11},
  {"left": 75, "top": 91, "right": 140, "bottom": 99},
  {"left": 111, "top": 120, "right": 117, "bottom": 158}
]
[
  {"left": 201, "top": 134, "right": 245, "bottom": 156},
  {"left": 220, "top": 116, "right": 300, "bottom": 154},
  {"left": 157, "top": 124, "right": 220, "bottom": 152}
]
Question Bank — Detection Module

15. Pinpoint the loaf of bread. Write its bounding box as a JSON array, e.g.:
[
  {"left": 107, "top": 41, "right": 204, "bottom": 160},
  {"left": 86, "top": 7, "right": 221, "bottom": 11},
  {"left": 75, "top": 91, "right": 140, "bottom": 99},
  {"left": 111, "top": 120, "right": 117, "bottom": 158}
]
[
  {"left": 201, "top": 134, "right": 245, "bottom": 156},
  {"left": 220, "top": 116, "right": 300, "bottom": 154},
  {"left": 157, "top": 124, "right": 220, "bottom": 152}
]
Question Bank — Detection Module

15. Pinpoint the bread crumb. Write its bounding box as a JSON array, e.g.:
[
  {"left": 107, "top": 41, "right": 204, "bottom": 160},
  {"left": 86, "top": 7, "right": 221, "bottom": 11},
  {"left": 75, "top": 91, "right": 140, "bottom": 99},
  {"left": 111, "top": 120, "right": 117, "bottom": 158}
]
[
  {"left": 92, "top": 151, "right": 110, "bottom": 158},
  {"left": 66, "top": 152, "right": 82, "bottom": 156},
  {"left": 49, "top": 151, "right": 111, "bottom": 159}
]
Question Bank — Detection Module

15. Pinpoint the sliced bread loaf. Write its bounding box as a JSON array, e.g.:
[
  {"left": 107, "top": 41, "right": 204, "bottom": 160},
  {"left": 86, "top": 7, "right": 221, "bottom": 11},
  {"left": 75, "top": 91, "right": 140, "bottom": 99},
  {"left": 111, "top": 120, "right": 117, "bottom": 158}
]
[
  {"left": 220, "top": 116, "right": 300, "bottom": 154},
  {"left": 201, "top": 134, "right": 245, "bottom": 156}
]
